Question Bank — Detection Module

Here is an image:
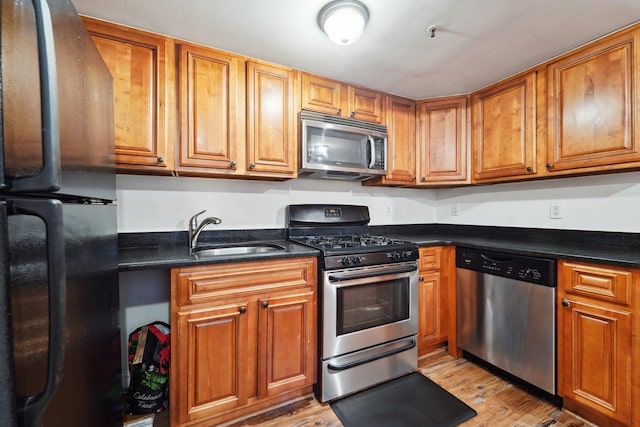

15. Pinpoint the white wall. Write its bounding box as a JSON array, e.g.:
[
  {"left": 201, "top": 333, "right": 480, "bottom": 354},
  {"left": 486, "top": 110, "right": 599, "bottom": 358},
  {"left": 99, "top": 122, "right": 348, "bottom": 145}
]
[
  {"left": 436, "top": 171, "right": 640, "bottom": 232},
  {"left": 118, "top": 171, "right": 640, "bottom": 234},
  {"left": 116, "top": 174, "right": 436, "bottom": 232}
]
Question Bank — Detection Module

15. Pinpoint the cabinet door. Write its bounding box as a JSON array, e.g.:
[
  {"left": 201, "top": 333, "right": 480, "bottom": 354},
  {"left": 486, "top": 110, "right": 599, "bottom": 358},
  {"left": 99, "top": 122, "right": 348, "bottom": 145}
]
[
  {"left": 547, "top": 28, "right": 640, "bottom": 173},
  {"left": 382, "top": 95, "right": 416, "bottom": 184},
  {"left": 472, "top": 72, "right": 537, "bottom": 181},
  {"left": 173, "top": 302, "right": 249, "bottom": 425},
  {"left": 557, "top": 298, "right": 632, "bottom": 425},
  {"left": 176, "top": 42, "right": 245, "bottom": 176},
  {"left": 348, "top": 86, "right": 385, "bottom": 123},
  {"left": 418, "top": 271, "right": 445, "bottom": 352},
  {"left": 82, "top": 17, "right": 173, "bottom": 173},
  {"left": 417, "top": 96, "right": 469, "bottom": 184},
  {"left": 246, "top": 61, "right": 298, "bottom": 177},
  {"left": 417, "top": 247, "right": 448, "bottom": 354},
  {"left": 301, "top": 73, "right": 345, "bottom": 116},
  {"left": 257, "top": 290, "right": 316, "bottom": 398}
]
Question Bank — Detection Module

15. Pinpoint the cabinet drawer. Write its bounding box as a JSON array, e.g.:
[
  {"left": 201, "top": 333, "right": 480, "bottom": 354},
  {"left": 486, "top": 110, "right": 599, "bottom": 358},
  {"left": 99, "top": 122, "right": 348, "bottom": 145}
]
[
  {"left": 559, "top": 261, "right": 632, "bottom": 306},
  {"left": 419, "top": 247, "right": 442, "bottom": 271},
  {"left": 173, "top": 257, "right": 317, "bottom": 306}
]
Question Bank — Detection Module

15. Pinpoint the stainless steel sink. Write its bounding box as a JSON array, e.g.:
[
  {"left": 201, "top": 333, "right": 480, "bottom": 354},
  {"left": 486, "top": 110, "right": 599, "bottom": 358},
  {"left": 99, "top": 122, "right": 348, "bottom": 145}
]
[{"left": 191, "top": 243, "right": 286, "bottom": 258}]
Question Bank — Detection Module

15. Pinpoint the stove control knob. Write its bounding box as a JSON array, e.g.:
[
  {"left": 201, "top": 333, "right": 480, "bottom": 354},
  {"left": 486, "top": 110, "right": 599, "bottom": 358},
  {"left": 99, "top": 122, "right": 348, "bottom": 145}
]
[
  {"left": 341, "top": 256, "right": 352, "bottom": 266},
  {"left": 524, "top": 269, "right": 535, "bottom": 279},
  {"left": 353, "top": 256, "right": 362, "bottom": 264}
]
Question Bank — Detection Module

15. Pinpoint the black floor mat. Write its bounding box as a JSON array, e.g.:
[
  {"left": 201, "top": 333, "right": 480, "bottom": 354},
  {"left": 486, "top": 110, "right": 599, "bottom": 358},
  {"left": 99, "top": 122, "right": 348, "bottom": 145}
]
[{"left": 330, "top": 372, "right": 477, "bottom": 427}]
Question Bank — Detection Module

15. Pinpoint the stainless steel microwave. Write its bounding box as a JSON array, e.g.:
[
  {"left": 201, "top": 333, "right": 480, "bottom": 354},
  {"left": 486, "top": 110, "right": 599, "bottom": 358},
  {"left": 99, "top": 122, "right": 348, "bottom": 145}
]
[{"left": 299, "top": 110, "right": 388, "bottom": 181}]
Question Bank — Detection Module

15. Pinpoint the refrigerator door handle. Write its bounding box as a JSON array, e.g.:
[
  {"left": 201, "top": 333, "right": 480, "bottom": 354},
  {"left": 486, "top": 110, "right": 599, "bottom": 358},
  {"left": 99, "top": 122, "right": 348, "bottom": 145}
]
[
  {"left": 10, "top": 198, "right": 66, "bottom": 427},
  {"left": 0, "top": 202, "right": 18, "bottom": 426},
  {"left": 8, "top": 0, "right": 61, "bottom": 193}
]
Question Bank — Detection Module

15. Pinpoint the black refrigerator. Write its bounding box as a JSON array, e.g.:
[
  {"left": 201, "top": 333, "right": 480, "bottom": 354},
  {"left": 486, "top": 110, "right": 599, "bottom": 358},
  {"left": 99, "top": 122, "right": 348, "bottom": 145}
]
[{"left": 0, "top": 0, "right": 122, "bottom": 426}]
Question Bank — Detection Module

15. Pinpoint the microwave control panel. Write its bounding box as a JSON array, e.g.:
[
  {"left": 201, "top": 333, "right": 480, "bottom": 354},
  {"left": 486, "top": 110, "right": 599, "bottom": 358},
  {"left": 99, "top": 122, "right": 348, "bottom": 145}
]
[{"left": 373, "top": 138, "right": 385, "bottom": 169}]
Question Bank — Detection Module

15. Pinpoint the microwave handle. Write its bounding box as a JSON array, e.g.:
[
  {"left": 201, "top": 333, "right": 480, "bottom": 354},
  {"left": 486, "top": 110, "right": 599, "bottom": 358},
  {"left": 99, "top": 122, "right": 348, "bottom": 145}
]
[{"left": 367, "top": 136, "right": 376, "bottom": 169}]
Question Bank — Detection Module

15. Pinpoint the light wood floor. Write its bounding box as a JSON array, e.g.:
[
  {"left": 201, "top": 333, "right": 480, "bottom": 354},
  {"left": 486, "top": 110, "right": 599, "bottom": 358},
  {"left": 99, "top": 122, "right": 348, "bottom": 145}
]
[{"left": 152, "top": 347, "right": 597, "bottom": 427}]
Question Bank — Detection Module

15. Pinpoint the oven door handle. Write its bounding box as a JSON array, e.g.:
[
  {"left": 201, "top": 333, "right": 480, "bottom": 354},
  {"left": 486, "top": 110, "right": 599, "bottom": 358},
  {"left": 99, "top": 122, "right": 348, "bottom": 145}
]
[
  {"left": 327, "top": 338, "right": 416, "bottom": 371},
  {"left": 328, "top": 265, "right": 416, "bottom": 282}
]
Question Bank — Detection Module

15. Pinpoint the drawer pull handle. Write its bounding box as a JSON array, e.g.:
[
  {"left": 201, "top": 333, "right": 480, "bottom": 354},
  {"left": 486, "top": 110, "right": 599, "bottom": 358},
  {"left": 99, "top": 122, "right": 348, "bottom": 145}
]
[
  {"left": 561, "top": 300, "right": 570, "bottom": 308},
  {"left": 262, "top": 301, "right": 269, "bottom": 308},
  {"left": 239, "top": 307, "right": 246, "bottom": 314}
]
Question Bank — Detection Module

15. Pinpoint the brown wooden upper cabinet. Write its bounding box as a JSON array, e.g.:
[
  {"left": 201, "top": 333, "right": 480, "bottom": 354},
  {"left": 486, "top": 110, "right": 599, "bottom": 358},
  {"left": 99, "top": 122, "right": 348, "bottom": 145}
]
[
  {"left": 546, "top": 26, "right": 640, "bottom": 174},
  {"left": 175, "top": 42, "right": 246, "bottom": 177},
  {"left": 471, "top": 71, "right": 538, "bottom": 182},
  {"left": 177, "top": 48, "right": 298, "bottom": 179},
  {"left": 379, "top": 95, "right": 416, "bottom": 184},
  {"left": 82, "top": 17, "right": 174, "bottom": 174},
  {"left": 246, "top": 61, "right": 299, "bottom": 178},
  {"left": 416, "top": 96, "right": 469, "bottom": 185},
  {"left": 301, "top": 73, "right": 385, "bottom": 123}
]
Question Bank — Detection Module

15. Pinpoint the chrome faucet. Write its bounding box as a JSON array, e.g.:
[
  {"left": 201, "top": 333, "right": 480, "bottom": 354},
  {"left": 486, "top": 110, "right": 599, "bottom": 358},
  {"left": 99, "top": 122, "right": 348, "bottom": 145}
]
[{"left": 188, "top": 210, "right": 222, "bottom": 250}]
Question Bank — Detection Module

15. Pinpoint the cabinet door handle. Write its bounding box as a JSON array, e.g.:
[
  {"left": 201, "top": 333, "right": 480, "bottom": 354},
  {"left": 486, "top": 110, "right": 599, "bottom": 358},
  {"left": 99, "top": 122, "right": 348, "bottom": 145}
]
[
  {"left": 350, "top": 111, "right": 355, "bottom": 118},
  {"left": 157, "top": 157, "right": 164, "bottom": 164},
  {"left": 239, "top": 307, "right": 247, "bottom": 314},
  {"left": 421, "top": 177, "right": 426, "bottom": 182},
  {"left": 561, "top": 300, "right": 570, "bottom": 308},
  {"left": 336, "top": 108, "right": 342, "bottom": 115},
  {"left": 249, "top": 162, "right": 256, "bottom": 169},
  {"left": 262, "top": 301, "right": 269, "bottom": 309},
  {"left": 526, "top": 166, "right": 532, "bottom": 173},
  {"left": 229, "top": 160, "right": 236, "bottom": 168},
  {"left": 419, "top": 276, "right": 424, "bottom": 282},
  {"left": 546, "top": 163, "right": 553, "bottom": 169}
]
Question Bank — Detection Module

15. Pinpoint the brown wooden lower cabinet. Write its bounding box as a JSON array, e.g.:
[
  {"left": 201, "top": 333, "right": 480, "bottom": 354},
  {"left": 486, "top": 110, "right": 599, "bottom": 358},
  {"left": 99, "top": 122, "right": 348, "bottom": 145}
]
[
  {"left": 557, "top": 260, "right": 639, "bottom": 427},
  {"left": 417, "top": 246, "right": 454, "bottom": 356},
  {"left": 170, "top": 257, "right": 317, "bottom": 427}
]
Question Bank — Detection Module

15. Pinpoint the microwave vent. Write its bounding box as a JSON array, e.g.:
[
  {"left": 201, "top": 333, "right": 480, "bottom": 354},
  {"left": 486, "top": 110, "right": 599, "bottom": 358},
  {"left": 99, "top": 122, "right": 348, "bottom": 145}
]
[{"left": 297, "top": 169, "right": 376, "bottom": 181}]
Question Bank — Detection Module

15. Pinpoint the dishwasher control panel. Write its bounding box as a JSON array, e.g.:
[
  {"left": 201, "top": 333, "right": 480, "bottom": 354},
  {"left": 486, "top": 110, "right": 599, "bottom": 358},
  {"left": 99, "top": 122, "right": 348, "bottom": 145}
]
[{"left": 456, "top": 247, "right": 556, "bottom": 286}]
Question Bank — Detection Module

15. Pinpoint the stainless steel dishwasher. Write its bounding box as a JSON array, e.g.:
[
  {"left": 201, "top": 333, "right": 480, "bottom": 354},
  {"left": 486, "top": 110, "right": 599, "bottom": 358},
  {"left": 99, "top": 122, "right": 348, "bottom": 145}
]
[{"left": 456, "top": 247, "right": 557, "bottom": 394}]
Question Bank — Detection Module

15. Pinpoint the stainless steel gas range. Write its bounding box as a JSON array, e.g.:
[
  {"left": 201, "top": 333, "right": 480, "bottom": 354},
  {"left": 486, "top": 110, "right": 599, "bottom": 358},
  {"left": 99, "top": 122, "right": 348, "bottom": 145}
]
[{"left": 286, "top": 204, "right": 419, "bottom": 402}]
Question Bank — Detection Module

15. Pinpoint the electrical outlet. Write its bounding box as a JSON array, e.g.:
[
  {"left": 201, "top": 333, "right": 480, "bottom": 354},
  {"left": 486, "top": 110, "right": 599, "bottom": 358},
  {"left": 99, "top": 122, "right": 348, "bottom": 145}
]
[
  {"left": 550, "top": 202, "right": 563, "bottom": 219},
  {"left": 451, "top": 203, "right": 460, "bottom": 216},
  {"left": 384, "top": 204, "right": 393, "bottom": 217}
]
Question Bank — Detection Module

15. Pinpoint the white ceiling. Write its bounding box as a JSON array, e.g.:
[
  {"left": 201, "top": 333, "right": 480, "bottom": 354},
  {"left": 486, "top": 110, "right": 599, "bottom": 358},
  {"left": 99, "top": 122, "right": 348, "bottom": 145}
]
[{"left": 73, "top": 0, "right": 640, "bottom": 99}]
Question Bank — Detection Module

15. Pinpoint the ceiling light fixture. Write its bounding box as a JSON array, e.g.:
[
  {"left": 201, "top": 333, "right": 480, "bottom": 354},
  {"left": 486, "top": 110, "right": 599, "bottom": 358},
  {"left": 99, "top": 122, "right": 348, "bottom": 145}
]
[{"left": 318, "top": 0, "right": 369, "bottom": 46}]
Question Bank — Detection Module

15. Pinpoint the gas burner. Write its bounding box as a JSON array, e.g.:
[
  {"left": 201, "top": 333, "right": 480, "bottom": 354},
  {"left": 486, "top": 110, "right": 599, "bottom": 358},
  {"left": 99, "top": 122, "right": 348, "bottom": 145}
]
[
  {"left": 294, "top": 234, "right": 405, "bottom": 250},
  {"left": 286, "top": 204, "right": 419, "bottom": 269}
]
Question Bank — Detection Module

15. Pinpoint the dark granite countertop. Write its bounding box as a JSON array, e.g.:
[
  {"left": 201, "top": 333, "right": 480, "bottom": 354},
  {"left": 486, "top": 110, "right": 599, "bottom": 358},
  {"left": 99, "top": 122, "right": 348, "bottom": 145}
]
[
  {"left": 119, "top": 224, "right": 640, "bottom": 271},
  {"left": 118, "top": 229, "right": 319, "bottom": 271},
  {"left": 372, "top": 224, "right": 640, "bottom": 268}
]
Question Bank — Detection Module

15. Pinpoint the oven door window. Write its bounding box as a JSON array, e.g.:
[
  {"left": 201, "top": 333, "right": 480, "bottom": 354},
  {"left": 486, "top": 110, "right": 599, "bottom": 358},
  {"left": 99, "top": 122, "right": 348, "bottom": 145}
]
[{"left": 336, "top": 277, "right": 410, "bottom": 336}]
